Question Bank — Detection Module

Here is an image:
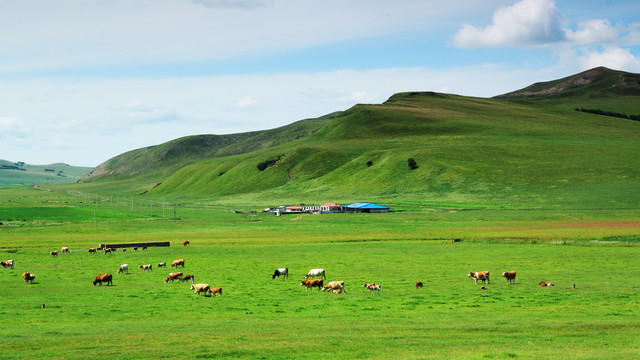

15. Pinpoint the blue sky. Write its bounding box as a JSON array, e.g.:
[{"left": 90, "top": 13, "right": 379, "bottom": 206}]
[{"left": 1, "top": 0, "right": 639, "bottom": 166}]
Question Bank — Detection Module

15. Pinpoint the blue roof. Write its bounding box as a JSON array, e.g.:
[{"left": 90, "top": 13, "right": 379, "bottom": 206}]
[{"left": 344, "top": 202, "right": 389, "bottom": 209}]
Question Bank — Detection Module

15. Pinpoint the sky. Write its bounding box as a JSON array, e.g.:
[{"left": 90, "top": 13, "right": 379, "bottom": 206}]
[{"left": 1, "top": 0, "right": 639, "bottom": 167}]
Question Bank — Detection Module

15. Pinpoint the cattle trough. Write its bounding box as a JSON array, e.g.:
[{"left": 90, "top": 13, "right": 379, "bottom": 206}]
[{"left": 98, "top": 242, "right": 170, "bottom": 250}]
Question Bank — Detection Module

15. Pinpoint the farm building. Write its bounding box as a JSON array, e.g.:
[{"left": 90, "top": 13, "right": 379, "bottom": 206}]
[{"left": 343, "top": 202, "right": 390, "bottom": 213}]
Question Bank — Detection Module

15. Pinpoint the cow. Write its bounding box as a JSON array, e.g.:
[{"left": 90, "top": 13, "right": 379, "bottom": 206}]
[
  {"left": 502, "top": 271, "right": 517, "bottom": 285},
  {"left": 61, "top": 247, "right": 69, "bottom": 253},
  {"left": 300, "top": 278, "right": 323, "bottom": 292},
  {"left": 117, "top": 264, "right": 129, "bottom": 274},
  {"left": 139, "top": 264, "right": 153, "bottom": 271},
  {"left": 157, "top": 262, "right": 167, "bottom": 268},
  {"left": 122, "top": 248, "right": 127, "bottom": 252},
  {"left": 183, "top": 241, "right": 190, "bottom": 246},
  {"left": 305, "top": 268, "right": 326, "bottom": 279},
  {"left": 165, "top": 272, "right": 183, "bottom": 283},
  {"left": 182, "top": 274, "right": 195, "bottom": 283},
  {"left": 1, "top": 260, "right": 14, "bottom": 269},
  {"left": 332, "top": 289, "right": 342, "bottom": 294},
  {"left": 93, "top": 273, "right": 113, "bottom": 286},
  {"left": 539, "top": 281, "right": 555, "bottom": 287},
  {"left": 103, "top": 248, "right": 112, "bottom": 255},
  {"left": 190, "top": 283, "right": 210, "bottom": 296},
  {"left": 142, "top": 246, "right": 148, "bottom": 251},
  {"left": 133, "top": 247, "right": 138, "bottom": 251},
  {"left": 50, "top": 251, "right": 58, "bottom": 257},
  {"left": 88, "top": 248, "right": 96, "bottom": 254},
  {"left": 415, "top": 281, "right": 423, "bottom": 289},
  {"left": 363, "top": 283, "right": 381, "bottom": 294},
  {"left": 23, "top": 272, "right": 35, "bottom": 284},
  {"left": 171, "top": 259, "right": 185, "bottom": 268},
  {"left": 208, "top": 287, "right": 222, "bottom": 297},
  {"left": 272, "top": 268, "right": 288, "bottom": 279},
  {"left": 322, "top": 280, "right": 346, "bottom": 293},
  {"left": 468, "top": 271, "right": 490, "bottom": 285}
]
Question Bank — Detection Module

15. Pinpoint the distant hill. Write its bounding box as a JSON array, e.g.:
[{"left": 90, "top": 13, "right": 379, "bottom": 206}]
[
  {"left": 0, "top": 160, "right": 93, "bottom": 186},
  {"left": 75, "top": 68, "right": 640, "bottom": 208},
  {"left": 495, "top": 66, "right": 640, "bottom": 100}
]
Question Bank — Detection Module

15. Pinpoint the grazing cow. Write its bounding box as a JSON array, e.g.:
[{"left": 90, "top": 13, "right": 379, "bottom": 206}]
[
  {"left": 300, "top": 278, "right": 323, "bottom": 292},
  {"left": 322, "top": 280, "right": 346, "bottom": 293},
  {"left": 142, "top": 246, "right": 148, "bottom": 251},
  {"left": 171, "top": 259, "right": 185, "bottom": 268},
  {"left": 165, "top": 272, "right": 183, "bottom": 283},
  {"left": 50, "top": 251, "right": 58, "bottom": 257},
  {"left": 88, "top": 248, "right": 96, "bottom": 254},
  {"left": 363, "top": 283, "right": 381, "bottom": 294},
  {"left": 272, "top": 268, "right": 288, "bottom": 279},
  {"left": 117, "top": 264, "right": 129, "bottom": 274},
  {"left": 190, "top": 283, "right": 210, "bottom": 296},
  {"left": 23, "top": 272, "right": 35, "bottom": 284},
  {"left": 122, "top": 248, "right": 127, "bottom": 252},
  {"left": 61, "top": 247, "right": 69, "bottom": 253},
  {"left": 539, "top": 281, "right": 555, "bottom": 287},
  {"left": 182, "top": 274, "right": 195, "bottom": 283},
  {"left": 139, "top": 264, "right": 153, "bottom": 271},
  {"left": 93, "top": 273, "right": 113, "bottom": 286},
  {"left": 468, "top": 271, "right": 490, "bottom": 285},
  {"left": 1, "top": 259, "right": 14, "bottom": 269},
  {"left": 183, "top": 241, "right": 190, "bottom": 246},
  {"left": 502, "top": 271, "right": 517, "bottom": 285},
  {"left": 305, "top": 268, "right": 326, "bottom": 279},
  {"left": 103, "top": 248, "right": 112, "bottom": 255},
  {"left": 208, "top": 287, "right": 222, "bottom": 296},
  {"left": 157, "top": 262, "right": 167, "bottom": 268},
  {"left": 416, "top": 281, "right": 423, "bottom": 289},
  {"left": 133, "top": 247, "right": 138, "bottom": 251}
]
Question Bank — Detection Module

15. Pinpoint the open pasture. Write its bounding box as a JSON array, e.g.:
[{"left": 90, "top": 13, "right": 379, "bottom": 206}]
[{"left": 1, "top": 192, "right": 639, "bottom": 359}]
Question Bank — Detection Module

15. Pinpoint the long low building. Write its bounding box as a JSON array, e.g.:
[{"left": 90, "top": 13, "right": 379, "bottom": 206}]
[
  {"left": 343, "top": 203, "right": 390, "bottom": 213},
  {"left": 268, "top": 202, "right": 390, "bottom": 214}
]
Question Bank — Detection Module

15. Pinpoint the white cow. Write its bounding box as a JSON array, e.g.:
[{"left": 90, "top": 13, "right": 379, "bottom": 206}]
[
  {"left": 305, "top": 268, "right": 326, "bottom": 279},
  {"left": 117, "top": 264, "right": 129, "bottom": 274},
  {"left": 272, "top": 268, "right": 288, "bottom": 279}
]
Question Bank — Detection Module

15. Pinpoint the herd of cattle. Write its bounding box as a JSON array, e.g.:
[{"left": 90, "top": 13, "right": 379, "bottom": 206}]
[{"left": 3, "top": 245, "right": 558, "bottom": 296}]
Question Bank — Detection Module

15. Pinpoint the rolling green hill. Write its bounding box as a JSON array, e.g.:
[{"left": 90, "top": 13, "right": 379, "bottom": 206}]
[
  {"left": 0, "top": 161, "right": 92, "bottom": 186},
  {"left": 76, "top": 67, "right": 640, "bottom": 208}
]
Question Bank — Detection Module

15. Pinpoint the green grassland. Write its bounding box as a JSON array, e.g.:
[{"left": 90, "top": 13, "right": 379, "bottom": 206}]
[
  {"left": 1, "top": 189, "right": 639, "bottom": 359},
  {"left": 0, "top": 161, "right": 92, "bottom": 186}
]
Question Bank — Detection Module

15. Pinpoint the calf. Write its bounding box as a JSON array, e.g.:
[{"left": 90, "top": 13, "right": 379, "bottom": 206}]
[
  {"left": 117, "top": 264, "right": 129, "bottom": 274},
  {"left": 363, "top": 283, "right": 381, "bottom": 294},
  {"left": 171, "top": 259, "right": 185, "bottom": 268},
  {"left": 182, "top": 274, "right": 195, "bottom": 283},
  {"left": 272, "top": 268, "right": 288, "bottom": 279},
  {"left": 93, "top": 273, "right": 113, "bottom": 286},
  {"left": 415, "top": 281, "right": 423, "bottom": 289},
  {"left": 539, "top": 281, "right": 555, "bottom": 287},
  {"left": 183, "top": 241, "right": 190, "bottom": 246},
  {"left": 165, "top": 272, "right": 183, "bottom": 283},
  {"left": 139, "top": 264, "right": 153, "bottom": 271},
  {"left": 305, "top": 268, "right": 326, "bottom": 279},
  {"left": 300, "top": 278, "right": 323, "bottom": 292},
  {"left": 23, "top": 272, "right": 35, "bottom": 284},
  {"left": 157, "top": 262, "right": 167, "bottom": 268},
  {"left": 190, "top": 283, "right": 210, "bottom": 296},
  {"left": 322, "top": 280, "right": 346, "bottom": 293},
  {"left": 502, "top": 271, "right": 517, "bottom": 285},
  {"left": 468, "top": 271, "right": 490, "bottom": 285},
  {"left": 208, "top": 287, "right": 222, "bottom": 297}
]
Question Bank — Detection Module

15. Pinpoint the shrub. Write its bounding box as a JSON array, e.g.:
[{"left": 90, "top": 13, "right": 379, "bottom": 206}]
[
  {"left": 407, "top": 158, "right": 418, "bottom": 170},
  {"left": 366, "top": 161, "right": 374, "bottom": 167}
]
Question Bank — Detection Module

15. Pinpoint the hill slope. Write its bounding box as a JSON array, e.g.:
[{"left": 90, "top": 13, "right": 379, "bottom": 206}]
[
  {"left": 75, "top": 68, "right": 640, "bottom": 208},
  {"left": 0, "top": 161, "right": 92, "bottom": 186}
]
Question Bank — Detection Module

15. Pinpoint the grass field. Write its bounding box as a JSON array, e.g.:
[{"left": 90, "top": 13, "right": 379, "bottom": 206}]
[{"left": 1, "top": 188, "right": 639, "bottom": 359}]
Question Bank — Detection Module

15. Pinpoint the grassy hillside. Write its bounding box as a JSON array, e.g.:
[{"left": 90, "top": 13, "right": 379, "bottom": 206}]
[
  {"left": 0, "top": 161, "right": 92, "bottom": 186},
  {"left": 73, "top": 68, "right": 640, "bottom": 209}
]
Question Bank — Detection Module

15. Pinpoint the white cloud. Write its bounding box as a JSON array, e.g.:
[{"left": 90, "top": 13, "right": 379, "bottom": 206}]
[
  {"left": 575, "top": 46, "right": 640, "bottom": 71},
  {"left": 453, "top": 0, "right": 566, "bottom": 48},
  {"left": 236, "top": 98, "right": 257, "bottom": 109},
  {"left": 565, "top": 19, "right": 621, "bottom": 45}
]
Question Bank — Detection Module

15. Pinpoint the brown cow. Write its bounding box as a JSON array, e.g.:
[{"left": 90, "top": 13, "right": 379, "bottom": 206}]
[
  {"left": 539, "top": 281, "right": 555, "bottom": 287},
  {"left": 171, "top": 259, "right": 185, "bottom": 268},
  {"left": 139, "top": 264, "right": 153, "bottom": 271},
  {"left": 93, "top": 273, "right": 113, "bottom": 286},
  {"left": 182, "top": 274, "right": 195, "bottom": 283},
  {"left": 468, "top": 271, "right": 490, "bottom": 284},
  {"left": 415, "top": 281, "right": 423, "bottom": 289},
  {"left": 502, "top": 271, "right": 517, "bottom": 285},
  {"left": 300, "top": 278, "right": 323, "bottom": 292},
  {"left": 165, "top": 272, "right": 183, "bottom": 283},
  {"left": 23, "top": 272, "right": 35, "bottom": 284},
  {"left": 190, "top": 283, "right": 210, "bottom": 296},
  {"left": 87, "top": 248, "right": 96, "bottom": 254},
  {"left": 183, "top": 241, "right": 190, "bottom": 246},
  {"left": 103, "top": 248, "right": 113, "bottom": 255},
  {"left": 363, "top": 283, "right": 381, "bottom": 294},
  {"left": 208, "top": 287, "right": 222, "bottom": 297}
]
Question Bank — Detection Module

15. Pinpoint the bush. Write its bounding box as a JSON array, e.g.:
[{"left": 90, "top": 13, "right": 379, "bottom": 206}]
[
  {"left": 366, "top": 161, "right": 374, "bottom": 167},
  {"left": 407, "top": 158, "right": 418, "bottom": 170}
]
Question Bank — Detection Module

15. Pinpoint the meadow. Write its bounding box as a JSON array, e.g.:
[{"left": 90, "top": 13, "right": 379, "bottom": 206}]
[{"left": 1, "top": 188, "right": 639, "bottom": 359}]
